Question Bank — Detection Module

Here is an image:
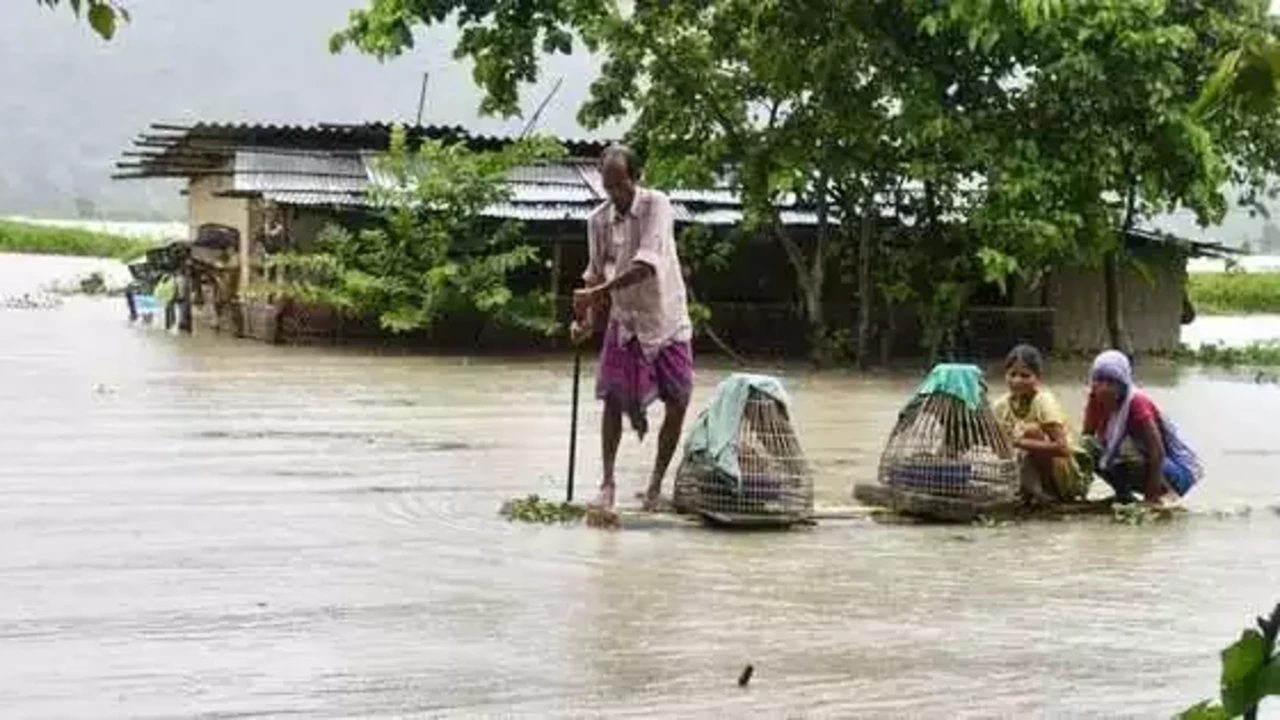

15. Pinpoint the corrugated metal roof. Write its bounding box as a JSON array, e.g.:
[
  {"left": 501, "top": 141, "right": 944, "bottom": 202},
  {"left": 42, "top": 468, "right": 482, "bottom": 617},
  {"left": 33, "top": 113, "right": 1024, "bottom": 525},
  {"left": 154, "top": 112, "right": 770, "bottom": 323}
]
[
  {"left": 505, "top": 163, "right": 594, "bottom": 186},
  {"left": 362, "top": 153, "right": 602, "bottom": 206},
  {"left": 218, "top": 148, "right": 837, "bottom": 226},
  {"left": 481, "top": 202, "right": 594, "bottom": 221},
  {"left": 506, "top": 181, "right": 599, "bottom": 205},
  {"left": 262, "top": 190, "right": 364, "bottom": 207},
  {"left": 666, "top": 187, "right": 741, "bottom": 205},
  {"left": 684, "top": 208, "right": 825, "bottom": 226},
  {"left": 234, "top": 150, "right": 367, "bottom": 194}
]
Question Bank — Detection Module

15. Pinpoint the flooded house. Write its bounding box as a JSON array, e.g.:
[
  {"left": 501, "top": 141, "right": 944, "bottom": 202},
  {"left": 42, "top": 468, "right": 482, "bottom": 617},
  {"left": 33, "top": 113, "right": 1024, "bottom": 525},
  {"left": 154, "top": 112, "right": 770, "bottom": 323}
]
[
  {"left": 112, "top": 121, "right": 830, "bottom": 350},
  {"left": 967, "top": 226, "right": 1228, "bottom": 356},
  {"left": 112, "top": 121, "right": 1225, "bottom": 356}
]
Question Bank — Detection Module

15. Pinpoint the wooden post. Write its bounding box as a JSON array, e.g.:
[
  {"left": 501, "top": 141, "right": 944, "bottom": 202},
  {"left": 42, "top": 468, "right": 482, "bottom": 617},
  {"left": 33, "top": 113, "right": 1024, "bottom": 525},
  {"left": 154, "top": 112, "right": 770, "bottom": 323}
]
[
  {"left": 550, "top": 236, "right": 564, "bottom": 330},
  {"left": 178, "top": 267, "right": 193, "bottom": 333}
]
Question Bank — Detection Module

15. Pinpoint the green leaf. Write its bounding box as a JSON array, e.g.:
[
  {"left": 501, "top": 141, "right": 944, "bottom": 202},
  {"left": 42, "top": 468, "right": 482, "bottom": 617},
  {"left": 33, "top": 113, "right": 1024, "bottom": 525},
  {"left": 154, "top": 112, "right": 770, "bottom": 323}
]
[
  {"left": 1259, "top": 662, "right": 1280, "bottom": 696},
  {"left": 87, "top": 2, "right": 116, "bottom": 39},
  {"left": 1220, "top": 630, "right": 1268, "bottom": 716},
  {"left": 1222, "top": 631, "right": 1267, "bottom": 686},
  {"left": 1178, "top": 700, "right": 1230, "bottom": 720}
]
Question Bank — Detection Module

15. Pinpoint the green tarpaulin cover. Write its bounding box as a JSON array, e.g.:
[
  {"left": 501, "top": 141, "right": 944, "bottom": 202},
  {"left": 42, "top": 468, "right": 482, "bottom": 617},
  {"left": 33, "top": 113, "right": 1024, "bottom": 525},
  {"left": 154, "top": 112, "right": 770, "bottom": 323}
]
[
  {"left": 682, "top": 372, "right": 792, "bottom": 489},
  {"left": 913, "top": 363, "right": 985, "bottom": 411}
]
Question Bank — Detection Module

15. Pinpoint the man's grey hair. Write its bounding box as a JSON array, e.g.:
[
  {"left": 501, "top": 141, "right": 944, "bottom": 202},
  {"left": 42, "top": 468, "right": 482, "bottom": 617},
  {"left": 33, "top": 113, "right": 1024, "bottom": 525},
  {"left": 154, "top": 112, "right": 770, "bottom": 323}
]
[{"left": 600, "top": 143, "right": 642, "bottom": 182}]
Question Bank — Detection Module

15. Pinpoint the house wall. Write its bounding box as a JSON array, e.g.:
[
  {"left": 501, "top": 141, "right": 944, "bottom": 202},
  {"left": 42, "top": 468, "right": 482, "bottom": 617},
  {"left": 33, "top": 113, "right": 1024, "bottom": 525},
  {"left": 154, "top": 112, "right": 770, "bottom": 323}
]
[
  {"left": 188, "top": 175, "right": 252, "bottom": 290},
  {"left": 188, "top": 175, "right": 251, "bottom": 242},
  {"left": 289, "top": 207, "right": 335, "bottom": 249},
  {"left": 1047, "top": 246, "right": 1187, "bottom": 353}
]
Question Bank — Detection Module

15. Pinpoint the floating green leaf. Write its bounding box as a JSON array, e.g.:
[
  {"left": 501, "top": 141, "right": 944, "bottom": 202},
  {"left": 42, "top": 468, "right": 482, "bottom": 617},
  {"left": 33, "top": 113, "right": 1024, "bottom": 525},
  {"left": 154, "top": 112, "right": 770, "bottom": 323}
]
[{"left": 501, "top": 494, "right": 589, "bottom": 525}]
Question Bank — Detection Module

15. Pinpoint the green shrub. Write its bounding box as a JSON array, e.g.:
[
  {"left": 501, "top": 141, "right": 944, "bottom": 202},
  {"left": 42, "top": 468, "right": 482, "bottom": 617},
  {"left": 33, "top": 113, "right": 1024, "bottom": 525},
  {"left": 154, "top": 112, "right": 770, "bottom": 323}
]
[
  {"left": 1188, "top": 273, "right": 1280, "bottom": 315},
  {"left": 0, "top": 220, "right": 157, "bottom": 260},
  {"left": 1168, "top": 341, "right": 1280, "bottom": 368}
]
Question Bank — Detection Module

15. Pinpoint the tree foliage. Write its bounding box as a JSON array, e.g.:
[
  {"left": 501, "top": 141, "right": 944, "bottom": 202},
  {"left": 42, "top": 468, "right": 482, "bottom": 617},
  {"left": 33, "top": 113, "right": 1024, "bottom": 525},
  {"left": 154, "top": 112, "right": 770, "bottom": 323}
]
[
  {"left": 935, "top": 0, "right": 1279, "bottom": 352},
  {"left": 254, "top": 125, "right": 566, "bottom": 335},
  {"left": 36, "top": 0, "right": 128, "bottom": 40},
  {"left": 333, "top": 0, "right": 1280, "bottom": 360}
]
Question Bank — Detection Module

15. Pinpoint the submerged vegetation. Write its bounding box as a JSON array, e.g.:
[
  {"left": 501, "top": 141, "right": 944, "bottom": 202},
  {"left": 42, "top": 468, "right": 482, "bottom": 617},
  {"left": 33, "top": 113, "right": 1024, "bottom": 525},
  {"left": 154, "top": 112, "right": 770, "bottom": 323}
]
[
  {"left": 500, "top": 495, "right": 588, "bottom": 525},
  {"left": 1111, "top": 502, "right": 1182, "bottom": 526},
  {"left": 0, "top": 220, "right": 155, "bottom": 260},
  {"left": 1189, "top": 273, "right": 1280, "bottom": 315},
  {"left": 1170, "top": 341, "right": 1280, "bottom": 369},
  {"left": 500, "top": 494, "right": 621, "bottom": 529}
]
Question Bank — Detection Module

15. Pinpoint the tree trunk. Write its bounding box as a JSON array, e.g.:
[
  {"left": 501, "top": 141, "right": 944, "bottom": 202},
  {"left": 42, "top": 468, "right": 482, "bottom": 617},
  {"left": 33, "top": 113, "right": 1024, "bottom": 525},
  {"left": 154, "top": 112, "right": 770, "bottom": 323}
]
[
  {"left": 774, "top": 225, "right": 825, "bottom": 358},
  {"left": 1103, "top": 250, "right": 1128, "bottom": 353},
  {"left": 879, "top": 300, "right": 895, "bottom": 366},
  {"left": 1107, "top": 180, "right": 1138, "bottom": 356},
  {"left": 809, "top": 174, "right": 829, "bottom": 358},
  {"left": 920, "top": 180, "right": 947, "bottom": 362},
  {"left": 776, "top": 173, "right": 829, "bottom": 361},
  {"left": 856, "top": 193, "right": 875, "bottom": 370}
]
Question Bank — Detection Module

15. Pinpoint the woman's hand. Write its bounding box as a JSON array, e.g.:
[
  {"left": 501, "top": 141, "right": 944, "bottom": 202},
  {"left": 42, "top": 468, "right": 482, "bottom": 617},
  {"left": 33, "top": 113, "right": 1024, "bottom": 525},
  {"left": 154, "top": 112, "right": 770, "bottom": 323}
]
[
  {"left": 1017, "top": 424, "right": 1071, "bottom": 457},
  {"left": 1137, "top": 418, "right": 1168, "bottom": 503}
]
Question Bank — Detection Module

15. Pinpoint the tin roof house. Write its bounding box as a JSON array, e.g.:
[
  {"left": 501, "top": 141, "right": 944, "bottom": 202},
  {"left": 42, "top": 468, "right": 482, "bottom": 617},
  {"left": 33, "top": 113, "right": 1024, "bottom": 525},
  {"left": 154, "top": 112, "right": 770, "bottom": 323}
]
[
  {"left": 112, "top": 121, "right": 1232, "bottom": 356},
  {"left": 112, "top": 121, "right": 831, "bottom": 348}
]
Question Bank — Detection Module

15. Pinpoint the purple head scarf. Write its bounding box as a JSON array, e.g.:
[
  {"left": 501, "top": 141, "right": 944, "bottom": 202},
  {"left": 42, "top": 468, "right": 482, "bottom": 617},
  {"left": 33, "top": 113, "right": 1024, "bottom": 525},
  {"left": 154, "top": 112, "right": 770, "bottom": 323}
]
[
  {"left": 1090, "top": 350, "right": 1135, "bottom": 469},
  {"left": 1088, "top": 349, "right": 1204, "bottom": 493}
]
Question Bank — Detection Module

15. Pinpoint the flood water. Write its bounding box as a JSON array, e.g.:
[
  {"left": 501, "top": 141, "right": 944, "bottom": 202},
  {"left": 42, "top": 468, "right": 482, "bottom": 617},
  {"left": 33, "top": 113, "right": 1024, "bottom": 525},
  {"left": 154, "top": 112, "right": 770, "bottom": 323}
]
[{"left": 2, "top": 253, "right": 1280, "bottom": 719}]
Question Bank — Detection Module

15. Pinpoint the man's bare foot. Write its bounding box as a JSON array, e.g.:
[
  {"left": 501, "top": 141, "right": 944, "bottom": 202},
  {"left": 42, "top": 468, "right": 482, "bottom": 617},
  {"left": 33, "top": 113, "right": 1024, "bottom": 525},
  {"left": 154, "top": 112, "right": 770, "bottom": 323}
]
[
  {"left": 589, "top": 482, "right": 616, "bottom": 510},
  {"left": 641, "top": 485, "right": 664, "bottom": 512},
  {"left": 1023, "top": 489, "right": 1054, "bottom": 507}
]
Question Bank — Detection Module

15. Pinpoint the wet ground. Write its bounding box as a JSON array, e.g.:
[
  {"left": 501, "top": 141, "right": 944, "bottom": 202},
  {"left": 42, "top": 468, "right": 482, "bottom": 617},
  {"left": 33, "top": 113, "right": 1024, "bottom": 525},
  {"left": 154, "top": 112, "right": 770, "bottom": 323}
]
[{"left": 2, "top": 253, "right": 1280, "bottom": 718}]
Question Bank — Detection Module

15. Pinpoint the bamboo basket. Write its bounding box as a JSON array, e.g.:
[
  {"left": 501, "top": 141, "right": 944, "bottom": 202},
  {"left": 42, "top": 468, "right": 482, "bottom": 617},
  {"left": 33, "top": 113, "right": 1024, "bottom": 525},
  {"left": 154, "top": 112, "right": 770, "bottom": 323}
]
[
  {"left": 673, "top": 386, "right": 813, "bottom": 526},
  {"left": 864, "top": 374, "right": 1019, "bottom": 522}
]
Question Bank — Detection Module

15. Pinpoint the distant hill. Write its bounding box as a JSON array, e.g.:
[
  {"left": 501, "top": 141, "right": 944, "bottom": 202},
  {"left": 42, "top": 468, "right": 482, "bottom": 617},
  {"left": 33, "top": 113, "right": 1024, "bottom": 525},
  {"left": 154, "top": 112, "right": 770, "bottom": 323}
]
[
  {"left": 0, "top": 0, "right": 614, "bottom": 221},
  {"left": 0, "top": 0, "right": 1273, "bottom": 249}
]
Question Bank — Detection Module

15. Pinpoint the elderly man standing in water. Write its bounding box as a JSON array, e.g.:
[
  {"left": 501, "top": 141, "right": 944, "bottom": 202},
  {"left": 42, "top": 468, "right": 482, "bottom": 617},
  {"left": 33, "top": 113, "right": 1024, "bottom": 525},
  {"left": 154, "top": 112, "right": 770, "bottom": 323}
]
[{"left": 571, "top": 144, "right": 695, "bottom": 512}]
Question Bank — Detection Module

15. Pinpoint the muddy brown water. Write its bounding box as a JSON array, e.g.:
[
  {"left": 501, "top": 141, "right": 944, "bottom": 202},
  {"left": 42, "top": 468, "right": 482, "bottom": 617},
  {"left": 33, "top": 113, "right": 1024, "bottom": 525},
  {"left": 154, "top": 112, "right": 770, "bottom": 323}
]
[{"left": 3, "top": 253, "right": 1280, "bottom": 719}]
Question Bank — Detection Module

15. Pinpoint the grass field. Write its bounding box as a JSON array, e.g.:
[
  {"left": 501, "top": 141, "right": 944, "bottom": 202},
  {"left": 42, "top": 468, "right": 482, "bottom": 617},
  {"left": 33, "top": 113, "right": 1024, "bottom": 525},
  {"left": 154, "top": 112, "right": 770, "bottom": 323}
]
[
  {"left": 1171, "top": 341, "right": 1280, "bottom": 368},
  {"left": 1187, "top": 272, "right": 1280, "bottom": 315},
  {"left": 0, "top": 219, "right": 158, "bottom": 260}
]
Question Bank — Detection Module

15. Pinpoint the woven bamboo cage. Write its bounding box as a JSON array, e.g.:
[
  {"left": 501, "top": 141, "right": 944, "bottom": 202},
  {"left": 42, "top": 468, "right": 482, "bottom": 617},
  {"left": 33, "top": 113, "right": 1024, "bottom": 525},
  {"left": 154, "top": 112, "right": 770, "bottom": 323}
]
[
  {"left": 673, "top": 379, "right": 813, "bottom": 525},
  {"left": 866, "top": 364, "right": 1018, "bottom": 521}
]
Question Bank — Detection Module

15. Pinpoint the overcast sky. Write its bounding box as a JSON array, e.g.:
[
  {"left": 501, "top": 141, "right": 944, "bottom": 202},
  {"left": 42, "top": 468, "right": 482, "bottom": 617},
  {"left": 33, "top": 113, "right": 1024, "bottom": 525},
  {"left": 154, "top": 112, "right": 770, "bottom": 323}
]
[{"left": 0, "top": 0, "right": 1276, "bottom": 243}]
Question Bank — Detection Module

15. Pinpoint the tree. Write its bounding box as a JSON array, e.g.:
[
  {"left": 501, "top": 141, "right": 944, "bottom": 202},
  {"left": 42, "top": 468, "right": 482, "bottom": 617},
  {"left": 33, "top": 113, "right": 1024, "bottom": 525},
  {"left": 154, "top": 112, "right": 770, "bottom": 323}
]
[
  {"left": 36, "top": 0, "right": 128, "bottom": 39},
  {"left": 334, "top": 0, "right": 1280, "bottom": 362},
  {"left": 934, "top": 0, "right": 1271, "bottom": 355},
  {"left": 1191, "top": 15, "right": 1280, "bottom": 224},
  {"left": 333, "top": 0, "right": 1019, "bottom": 363},
  {"left": 333, "top": 0, "right": 869, "bottom": 360},
  {"left": 257, "top": 125, "right": 567, "bottom": 335}
]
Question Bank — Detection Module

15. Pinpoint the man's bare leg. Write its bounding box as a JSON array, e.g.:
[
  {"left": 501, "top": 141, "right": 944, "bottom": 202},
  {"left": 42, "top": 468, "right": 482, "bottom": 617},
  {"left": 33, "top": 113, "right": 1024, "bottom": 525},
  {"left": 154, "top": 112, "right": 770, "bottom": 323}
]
[
  {"left": 595, "top": 399, "right": 623, "bottom": 509},
  {"left": 643, "top": 398, "right": 688, "bottom": 511}
]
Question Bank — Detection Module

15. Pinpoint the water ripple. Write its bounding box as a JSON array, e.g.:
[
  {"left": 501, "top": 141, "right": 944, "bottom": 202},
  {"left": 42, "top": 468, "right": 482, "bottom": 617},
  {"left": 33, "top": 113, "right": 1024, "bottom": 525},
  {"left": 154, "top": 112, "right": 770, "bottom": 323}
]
[{"left": 1, "top": 265, "right": 1279, "bottom": 718}]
